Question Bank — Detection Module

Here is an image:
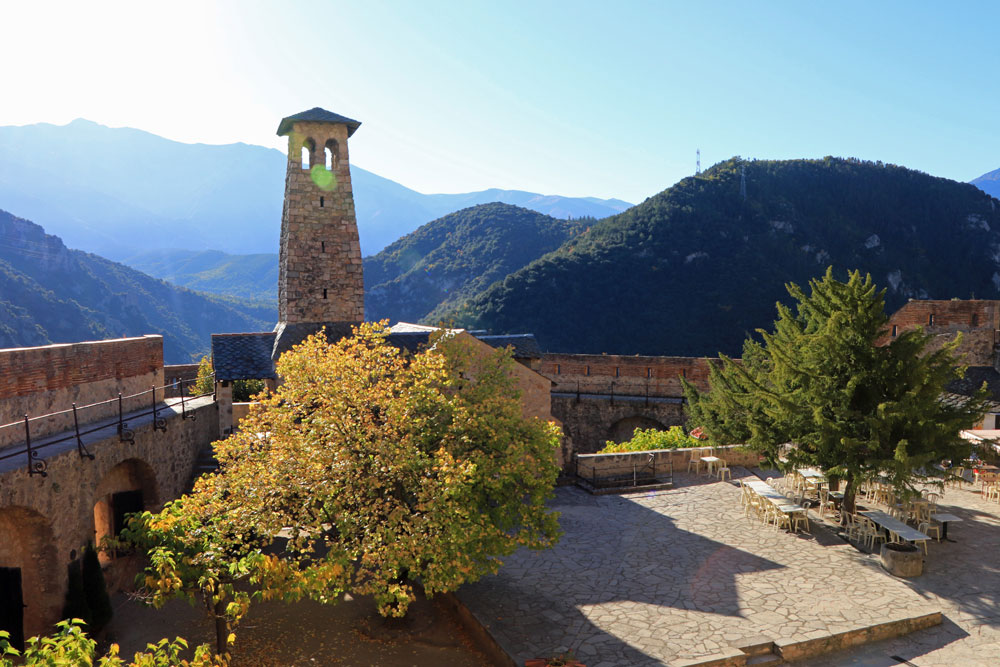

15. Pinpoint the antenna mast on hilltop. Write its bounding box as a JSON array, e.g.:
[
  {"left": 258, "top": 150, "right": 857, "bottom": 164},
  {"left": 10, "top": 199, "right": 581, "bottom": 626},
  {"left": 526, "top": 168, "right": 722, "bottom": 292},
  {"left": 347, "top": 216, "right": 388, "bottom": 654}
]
[{"left": 696, "top": 149, "right": 701, "bottom": 175}]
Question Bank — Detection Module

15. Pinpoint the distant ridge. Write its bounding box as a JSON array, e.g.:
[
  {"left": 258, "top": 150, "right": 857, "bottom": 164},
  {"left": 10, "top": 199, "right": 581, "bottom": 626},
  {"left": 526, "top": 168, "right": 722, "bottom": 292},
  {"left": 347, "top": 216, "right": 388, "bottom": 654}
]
[
  {"left": 0, "top": 119, "right": 631, "bottom": 259},
  {"left": 0, "top": 209, "right": 274, "bottom": 363}
]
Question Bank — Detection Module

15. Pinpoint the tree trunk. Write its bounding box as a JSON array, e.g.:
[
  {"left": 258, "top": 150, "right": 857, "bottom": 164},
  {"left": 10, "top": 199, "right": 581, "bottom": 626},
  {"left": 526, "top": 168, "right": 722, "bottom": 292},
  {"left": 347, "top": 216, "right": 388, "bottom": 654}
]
[
  {"left": 214, "top": 599, "right": 229, "bottom": 656},
  {"left": 841, "top": 472, "right": 857, "bottom": 523}
]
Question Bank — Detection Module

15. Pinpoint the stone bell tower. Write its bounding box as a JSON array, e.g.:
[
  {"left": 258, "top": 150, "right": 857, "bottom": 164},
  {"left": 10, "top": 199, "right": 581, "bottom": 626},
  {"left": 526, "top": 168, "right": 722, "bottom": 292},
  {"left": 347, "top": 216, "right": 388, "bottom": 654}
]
[{"left": 273, "top": 107, "right": 365, "bottom": 358}]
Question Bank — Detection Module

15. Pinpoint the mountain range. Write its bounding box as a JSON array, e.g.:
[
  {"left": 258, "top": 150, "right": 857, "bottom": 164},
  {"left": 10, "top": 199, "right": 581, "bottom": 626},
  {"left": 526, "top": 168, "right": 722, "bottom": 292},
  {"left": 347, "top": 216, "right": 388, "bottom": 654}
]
[
  {"left": 441, "top": 158, "right": 1000, "bottom": 356},
  {"left": 0, "top": 119, "right": 630, "bottom": 260},
  {"left": 0, "top": 209, "right": 274, "bottom": 363}
]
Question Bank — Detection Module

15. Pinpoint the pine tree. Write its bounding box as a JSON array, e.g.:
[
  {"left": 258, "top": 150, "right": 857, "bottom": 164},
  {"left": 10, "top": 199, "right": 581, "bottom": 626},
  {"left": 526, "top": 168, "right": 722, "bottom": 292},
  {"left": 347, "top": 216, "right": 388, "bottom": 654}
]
[{"left": 684, "top": 267, "right": 991, "bottom": 516}]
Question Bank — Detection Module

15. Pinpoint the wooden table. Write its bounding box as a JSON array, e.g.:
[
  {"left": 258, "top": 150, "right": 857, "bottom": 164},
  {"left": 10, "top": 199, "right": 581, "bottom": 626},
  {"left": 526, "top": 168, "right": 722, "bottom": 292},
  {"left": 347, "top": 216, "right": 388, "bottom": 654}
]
[
  {"left": 860, "top": 510, "right": 930, "bottom": 546},
  {"left": 931, "top": 512, "right": 963, "bottom": 540}
]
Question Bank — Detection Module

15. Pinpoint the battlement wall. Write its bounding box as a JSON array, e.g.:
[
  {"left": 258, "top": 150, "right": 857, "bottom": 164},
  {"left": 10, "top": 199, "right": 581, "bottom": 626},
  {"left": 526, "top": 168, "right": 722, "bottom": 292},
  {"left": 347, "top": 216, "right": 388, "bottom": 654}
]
[
  {"left": 540, "top": 353, "right": 716, "bottom": 398},
  {"left": 0, "top": 336, "right": 163, "bottom": 448}
]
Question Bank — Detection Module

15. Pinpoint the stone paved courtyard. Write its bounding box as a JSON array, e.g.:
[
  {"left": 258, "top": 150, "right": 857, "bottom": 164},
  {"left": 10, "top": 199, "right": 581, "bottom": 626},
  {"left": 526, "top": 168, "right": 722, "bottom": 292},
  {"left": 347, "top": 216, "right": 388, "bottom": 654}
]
[
  {"left": 457, "top": 471, "right": 941, "bottom": 666},
  {"left": 808, "top": 478, "right": 1000, "bottom": 666}
]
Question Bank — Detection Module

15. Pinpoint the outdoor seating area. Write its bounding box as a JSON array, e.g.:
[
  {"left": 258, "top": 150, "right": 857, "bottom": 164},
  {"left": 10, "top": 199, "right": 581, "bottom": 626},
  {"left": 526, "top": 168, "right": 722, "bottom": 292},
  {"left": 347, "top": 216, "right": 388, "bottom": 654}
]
[{"left": 739, "top": 478, "right": 811, "bottom": 533}]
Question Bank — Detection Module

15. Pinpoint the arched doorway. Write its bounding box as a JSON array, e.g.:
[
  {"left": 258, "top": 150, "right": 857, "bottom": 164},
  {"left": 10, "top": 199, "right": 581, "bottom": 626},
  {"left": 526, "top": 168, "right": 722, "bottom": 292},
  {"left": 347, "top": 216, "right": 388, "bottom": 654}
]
[
  {"left": 608, "top": 415, "right": 667, "bottom": 445},
  {"left": 93, "top": 458, "right": 159, "bottom": 565},
  {"left": 0, "top": 506, "right": 59, "bottom": 647}
]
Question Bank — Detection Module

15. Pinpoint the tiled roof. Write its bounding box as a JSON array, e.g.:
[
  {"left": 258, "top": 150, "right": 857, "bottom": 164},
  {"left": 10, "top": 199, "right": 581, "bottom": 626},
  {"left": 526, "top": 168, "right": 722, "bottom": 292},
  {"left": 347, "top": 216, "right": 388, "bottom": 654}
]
[
  {"left": 476, "top": 334, "right": 543, "bottom": 359},
  {"left": 385, "top": 332, "right": 433, "bottom": 355},
  {"left": 277, "top": 108, "right": 362, "bottom": 137},
  {"left": 271, "top": 322, "right": 359, "bottom": 360},
  {"left": 211, "top": 333, "right": 276, "bottom": 381}
]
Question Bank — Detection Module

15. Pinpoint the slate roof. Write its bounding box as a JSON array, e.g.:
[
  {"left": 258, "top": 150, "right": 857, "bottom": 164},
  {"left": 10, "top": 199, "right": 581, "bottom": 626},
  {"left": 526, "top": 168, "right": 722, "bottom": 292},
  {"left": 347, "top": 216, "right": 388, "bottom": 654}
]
[
  {"left": 212, "top": 333, "right": 277, "bottom": 381},
  {"left": 476, "top": 334, "right": 543, "bottom": 359},
  {"left": 271, "top": 321, "right": 359, "bottom": 360},
  {"left": 947, "top": 366, "right": 1000, "bottom": 402},
  {"left": 277, "top": 108, "right": 362, "bottom": 137}
]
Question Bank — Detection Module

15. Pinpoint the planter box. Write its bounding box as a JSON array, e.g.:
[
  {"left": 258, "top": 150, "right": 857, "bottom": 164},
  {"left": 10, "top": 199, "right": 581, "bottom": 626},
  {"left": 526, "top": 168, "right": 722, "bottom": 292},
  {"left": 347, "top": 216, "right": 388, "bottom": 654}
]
[{"left": 880, "top": 543, "right": 923, "bottom": 577}]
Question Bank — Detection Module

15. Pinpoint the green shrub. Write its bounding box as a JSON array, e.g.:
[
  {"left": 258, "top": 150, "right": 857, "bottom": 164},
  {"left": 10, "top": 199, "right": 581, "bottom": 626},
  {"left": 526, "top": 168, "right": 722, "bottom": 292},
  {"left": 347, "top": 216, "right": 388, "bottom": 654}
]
[{"left": 599, "top": 426, "right": 700, "bottom": 453}]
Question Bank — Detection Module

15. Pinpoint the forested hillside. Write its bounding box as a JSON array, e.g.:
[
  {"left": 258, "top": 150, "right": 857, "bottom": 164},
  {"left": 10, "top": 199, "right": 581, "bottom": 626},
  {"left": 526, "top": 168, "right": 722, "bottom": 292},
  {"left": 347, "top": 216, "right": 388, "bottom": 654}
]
[
  {"left": 363, "top": 203, "right": 589, "bottom": 324},
  {"left": 443, "top": 158, "right": 1000, "bottom": 356},
  {"left": 0, "top": 209, "right": 275, "bottom": 362}
]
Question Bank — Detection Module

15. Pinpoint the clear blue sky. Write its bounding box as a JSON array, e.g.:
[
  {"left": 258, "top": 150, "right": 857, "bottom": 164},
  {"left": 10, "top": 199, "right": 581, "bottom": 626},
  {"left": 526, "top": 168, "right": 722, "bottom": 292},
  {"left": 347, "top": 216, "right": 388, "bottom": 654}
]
[{"left": 1, "top": 1, "right": 997, "bottom": 203}]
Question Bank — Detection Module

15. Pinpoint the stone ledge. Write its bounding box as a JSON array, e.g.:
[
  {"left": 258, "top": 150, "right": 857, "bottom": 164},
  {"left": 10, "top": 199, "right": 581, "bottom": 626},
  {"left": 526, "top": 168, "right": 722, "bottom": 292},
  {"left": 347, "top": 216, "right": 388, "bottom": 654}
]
[{"left": 773, "top": 610, "right": 942, "bottom": 662}]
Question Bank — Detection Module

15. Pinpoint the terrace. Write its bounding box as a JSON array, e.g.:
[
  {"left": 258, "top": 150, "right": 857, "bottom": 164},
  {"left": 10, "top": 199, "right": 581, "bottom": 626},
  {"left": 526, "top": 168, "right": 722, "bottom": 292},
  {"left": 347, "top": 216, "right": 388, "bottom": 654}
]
[{"left": 455, "top": 464, "right": 1000, "bottom": 666}]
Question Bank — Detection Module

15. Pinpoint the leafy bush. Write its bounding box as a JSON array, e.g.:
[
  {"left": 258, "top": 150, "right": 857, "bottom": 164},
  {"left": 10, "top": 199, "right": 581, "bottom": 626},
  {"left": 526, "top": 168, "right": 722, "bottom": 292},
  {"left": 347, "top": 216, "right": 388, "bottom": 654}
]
[
  {"left": 0, "top": 619, "right": 222, "bottom": 666},
  {"left": 599, "top": 426, "right": 700, "bottom": 453}
]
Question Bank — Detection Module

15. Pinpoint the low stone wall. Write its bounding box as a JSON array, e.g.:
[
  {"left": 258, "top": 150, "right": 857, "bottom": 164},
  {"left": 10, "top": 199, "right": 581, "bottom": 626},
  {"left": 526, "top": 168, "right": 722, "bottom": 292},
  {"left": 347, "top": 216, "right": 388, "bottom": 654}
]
[
  {"left": 0, "top": 337, "right": 164, "bottom": 450},
  {"left": 233, "top": 402, "right": 252, "bottom": 429},
  {"left": 575, "top": 445, "right": 762, "bottom": 484}
]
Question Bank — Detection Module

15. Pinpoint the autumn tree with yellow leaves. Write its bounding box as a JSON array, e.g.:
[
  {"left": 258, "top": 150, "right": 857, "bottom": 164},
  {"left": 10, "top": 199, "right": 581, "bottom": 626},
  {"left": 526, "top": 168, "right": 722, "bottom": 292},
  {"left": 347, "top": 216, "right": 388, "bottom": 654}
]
[{"left": 124, "top": 323, "right": 562, "bottom": 655}]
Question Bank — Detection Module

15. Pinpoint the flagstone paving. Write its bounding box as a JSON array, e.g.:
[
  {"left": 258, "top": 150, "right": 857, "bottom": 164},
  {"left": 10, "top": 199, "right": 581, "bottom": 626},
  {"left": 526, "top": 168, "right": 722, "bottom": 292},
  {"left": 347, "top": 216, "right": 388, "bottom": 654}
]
[
  {"left": 458, "top": 472, "right": 940, "bottom": 666},
  {"left": 807, "top": 479, "right": 1000, "bottom": 666}
]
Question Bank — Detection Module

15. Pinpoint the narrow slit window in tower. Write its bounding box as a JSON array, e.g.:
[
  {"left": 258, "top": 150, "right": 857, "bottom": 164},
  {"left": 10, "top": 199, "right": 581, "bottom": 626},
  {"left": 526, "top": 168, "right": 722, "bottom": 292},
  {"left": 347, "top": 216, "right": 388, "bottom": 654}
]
[
  {"left": 323, "top": 289, "right": 328, "bottom": 299},
  {"left": 928, "top": 314, "right": 935, "bottom": 325},
  {"left": 320, "top": 196, "right": 325, "bottom": 207},
  {"left": 321, "top": 241, "right": 326, "bottom": 253}
]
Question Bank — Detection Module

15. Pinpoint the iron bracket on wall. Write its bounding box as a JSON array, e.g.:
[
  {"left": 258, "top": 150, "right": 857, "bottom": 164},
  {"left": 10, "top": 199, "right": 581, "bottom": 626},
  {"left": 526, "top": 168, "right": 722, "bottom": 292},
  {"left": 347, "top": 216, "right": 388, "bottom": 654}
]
[
  {"left": 151, "top": 386, "right": 167, "bottom": 432},
  {"left": 72, "top": 404, "right": 95, "bottom": 460},
  {"left": 23, "top": 415, "right": 47, "bottom": 477},
  {"left": 117, "top": 394, "right": 135, "bottom": 444}
]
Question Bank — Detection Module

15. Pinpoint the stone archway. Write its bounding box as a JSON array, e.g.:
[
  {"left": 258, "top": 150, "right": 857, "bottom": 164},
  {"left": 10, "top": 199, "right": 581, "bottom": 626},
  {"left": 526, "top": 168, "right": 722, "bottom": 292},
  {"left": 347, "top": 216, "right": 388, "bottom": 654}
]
[
  {"left": 0, "top": 506, "right": 60, "bottom": 644},
  {"left": 93, "top": 458, "right": 159, "bottom": 565},
  {"left": 608, "top": 415, "right": 668, "bottom": 445}
]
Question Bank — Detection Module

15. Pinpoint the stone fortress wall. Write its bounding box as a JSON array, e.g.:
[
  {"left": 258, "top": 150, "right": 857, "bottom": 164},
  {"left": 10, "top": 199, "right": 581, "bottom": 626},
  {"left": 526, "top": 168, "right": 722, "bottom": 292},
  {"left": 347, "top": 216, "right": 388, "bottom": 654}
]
[
  {"left": 0, "top": 336, "right": 163, "bottom": 450},
  {"left": 883, "top": 299, "right": 1000, "bottom": 366},
  {"left": 539, "top": 353, "right": 716, "bottom": 398}
]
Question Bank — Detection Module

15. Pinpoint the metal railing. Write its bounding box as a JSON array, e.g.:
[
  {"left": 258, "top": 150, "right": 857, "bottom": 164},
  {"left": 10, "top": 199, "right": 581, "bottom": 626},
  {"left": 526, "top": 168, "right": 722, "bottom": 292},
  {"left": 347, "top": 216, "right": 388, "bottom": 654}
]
[{"left": 0, "top": 374, "right": 214, "bottom": 477}]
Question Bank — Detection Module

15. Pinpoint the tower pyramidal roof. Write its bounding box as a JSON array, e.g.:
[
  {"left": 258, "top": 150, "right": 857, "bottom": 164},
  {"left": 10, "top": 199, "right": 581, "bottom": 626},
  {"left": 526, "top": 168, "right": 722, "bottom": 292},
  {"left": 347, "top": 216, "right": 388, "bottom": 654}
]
[{"left": 276, "top": 107, "right": 362, "bottom": 137}]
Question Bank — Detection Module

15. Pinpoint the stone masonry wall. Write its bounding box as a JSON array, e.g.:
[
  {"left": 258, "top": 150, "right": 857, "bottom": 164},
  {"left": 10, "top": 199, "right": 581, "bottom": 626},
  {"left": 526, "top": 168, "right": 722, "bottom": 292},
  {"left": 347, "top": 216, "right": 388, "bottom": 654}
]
[
  {"left": 0, "top": 398, "right": 217, "bottom": 638},
  {"left": 163, "top": 363, "right": 200, "bottom": 398},
  {"left": 882, "top": 299, "right": 1000, "bottom": 366},
  {"left": 540, "top": 353, "right": 716, "bottom": 398},
  {"left": 277, "top": 120, "right": 364, "bottom": 324},
  {"left": 0, "top": 337, "right": 163, "bottom": 450},
  {"left": 552, "top": 394, "right": 686, "bottom": 461}
]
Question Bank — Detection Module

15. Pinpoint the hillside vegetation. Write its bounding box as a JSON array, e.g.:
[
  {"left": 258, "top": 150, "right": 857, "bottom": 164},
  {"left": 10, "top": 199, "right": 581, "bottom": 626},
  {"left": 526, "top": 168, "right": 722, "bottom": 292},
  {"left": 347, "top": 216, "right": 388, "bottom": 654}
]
[
  {"left": 443, "top": 157, "right": 1000, "bottom": 356},
  {"left": 364, "top": 203, "right": 590, "bottom": 324},
  {"left": 0, "top": 209, "right": 275, "bottom": 362}
]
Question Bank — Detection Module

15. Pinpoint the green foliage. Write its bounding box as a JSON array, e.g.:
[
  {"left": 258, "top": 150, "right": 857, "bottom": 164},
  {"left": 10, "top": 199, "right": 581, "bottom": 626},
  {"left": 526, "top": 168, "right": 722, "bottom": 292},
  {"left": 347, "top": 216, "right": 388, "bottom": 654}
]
[
  {"left": 232, "top": 379, "right": 265, "bottom": 402},
  {"left": 364, "top": 202, "right": 588, "bottom": 325},
  {"left": 190, "top": 357, "right": 215, "bottom": 396},
  {"left": 0, "top": 619, "right": 221, "bottom": 666},
  {"left": 684, "top": 268, "right": 992, "bottom": 515},
  {"left": 122, "top": 323, "right": 562, "bottom": 651},
  {"left": 81, "top": 544, "right": 113, "bottom": 632},
  {"left": 442, "top": 158, "right": 1000, "bottom": 357},
  {"left": 599, "top": 426, "right": 700, "bottom": 453}
]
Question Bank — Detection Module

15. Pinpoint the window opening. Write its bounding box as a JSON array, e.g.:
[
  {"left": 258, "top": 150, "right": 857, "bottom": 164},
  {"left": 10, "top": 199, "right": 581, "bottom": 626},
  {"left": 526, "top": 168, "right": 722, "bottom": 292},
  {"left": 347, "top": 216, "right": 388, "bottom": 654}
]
[
  {"left": 323, "top": 289, "right": 328, "bottom": 299},
  {"left": 928, "top": 314, "right": 935, "bottom": 325},
  {"left": 301, "top": 138, "right": 315, "bottom": 170},
  {"left": 324, "top": 138, "right": 339, "bottom": 170},
  {"left": 321, "top": 241, "right": 326, "bottom": 253},
  {"left": 320, "top": 196, "right": 324, "bottom": 208},
  {"left": 892, "top": 325, "right": 898, "bottom": 337}
]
